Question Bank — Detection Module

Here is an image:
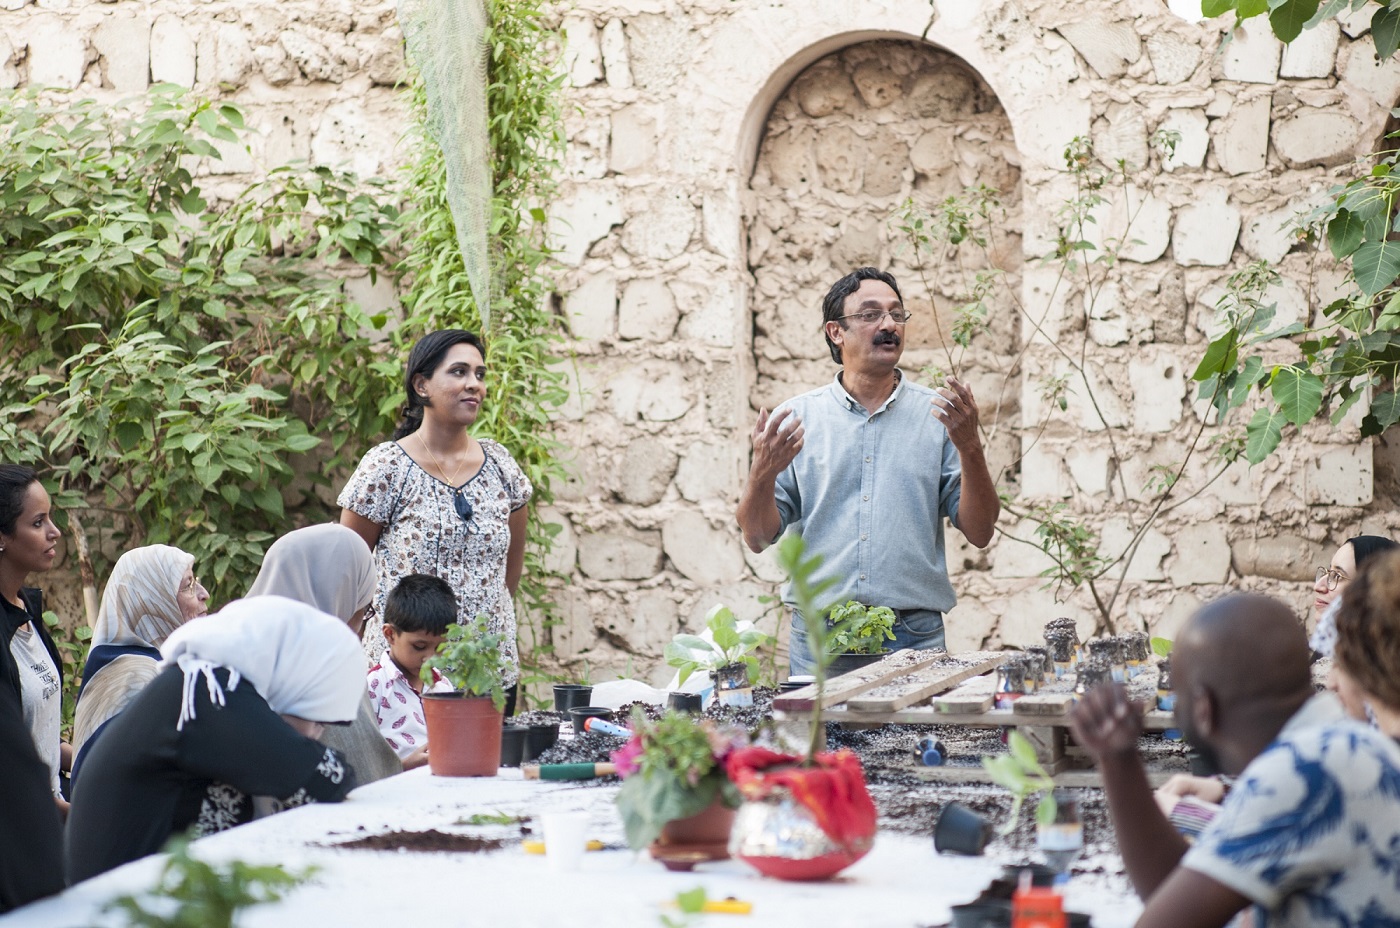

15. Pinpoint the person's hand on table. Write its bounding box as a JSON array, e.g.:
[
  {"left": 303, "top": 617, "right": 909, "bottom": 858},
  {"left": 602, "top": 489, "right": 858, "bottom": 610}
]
[
  {"left": 1157, "top": 773, "right": 1225, "bottom": 804},
  {"left": 1069, "top": 682, "right": 1145, "bottom": 762},
  {"left": 404, "top": 744, "right": 430, "bottom": 770}
]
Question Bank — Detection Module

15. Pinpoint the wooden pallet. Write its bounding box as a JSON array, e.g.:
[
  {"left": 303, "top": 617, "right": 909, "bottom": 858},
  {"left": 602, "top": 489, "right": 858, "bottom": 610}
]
[{"left": 772, "top": 649, "right": 1175, "bottom": 769}]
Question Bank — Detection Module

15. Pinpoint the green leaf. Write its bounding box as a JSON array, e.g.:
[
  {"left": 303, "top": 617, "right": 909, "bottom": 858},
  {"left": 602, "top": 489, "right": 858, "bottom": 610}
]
[
  {"left": 1192, "top": 333, "right": 1238, "bottom": 381},
  {"left": 1270, "top": 366, "right": 1324, "bottom": 426},
  {"left": 1327, "top": 208, "right": 1365, "bottom": 260},
  {"left": 1150, "top": 636, "right": 1174, "bottom": 657},
  {"left": 676, "top": 888, "right": 707, "bottom": 915},
  {"left": 1237, "top": 0, "right": 1269, "bottom": 15},
  {"left": 1268, "top": 0, "right": 1319, "bottom": 41},
  {"left": 1034, "top": 794, "right": 1059, "bottom": 828},
  {"left": 1245, "top": 406, "right": 1288, "bottom": 464},
  {"left": 1202, "top": 0, "right": 1236, "bottom": 15},
  {"left": 1352, "top": 239, "right": 1400, "bottom": 297},
  {"left": 1375, "top": 6, "right": 1400, "bottom": 59},
  {"left": 1369, "top": 389, "right": 1400, "bottom": 429}
]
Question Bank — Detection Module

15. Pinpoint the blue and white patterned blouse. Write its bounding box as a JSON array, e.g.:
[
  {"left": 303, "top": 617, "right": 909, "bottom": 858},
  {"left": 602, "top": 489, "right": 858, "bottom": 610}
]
[{"left": 1182, "top": 693, "right": 1400, "bottom": 927}]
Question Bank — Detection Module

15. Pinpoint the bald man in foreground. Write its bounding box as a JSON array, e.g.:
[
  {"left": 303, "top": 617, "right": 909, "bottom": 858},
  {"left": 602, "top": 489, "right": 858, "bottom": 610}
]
[{"left": 1070, "top": 594, "right": 1400, "bottom": 928}]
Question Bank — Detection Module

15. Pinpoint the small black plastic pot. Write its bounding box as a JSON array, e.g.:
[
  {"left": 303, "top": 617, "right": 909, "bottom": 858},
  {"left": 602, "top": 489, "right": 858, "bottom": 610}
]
[
  {"left": 552, "top": 684, "right": 593, "bottom": 712},
  {"left": 949, "top": 900, "right": 1011, "bottom": 928},
  {"left": 499, "top": 725, "right": 528, "bottom": 768},
  {"left": 1001, "top": 862, "right": 1057, "bottom": 888},
  {"left": 523, "top": 722, "right": 559, "bottom": 762},
  {"left": 934, "top": 801, "right": 992, "bottom": 856},
  {"left": 666, "top": 691, "right": 703, "bottom": 713},
  {"left": 568, "top": 706, "right": 613, "bottom": 734}
]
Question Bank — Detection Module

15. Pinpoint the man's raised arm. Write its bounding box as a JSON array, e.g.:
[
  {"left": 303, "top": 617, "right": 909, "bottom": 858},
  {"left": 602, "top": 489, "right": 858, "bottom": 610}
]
[{"left": 736, "top": 406, "right": 804, "bottom": 553}]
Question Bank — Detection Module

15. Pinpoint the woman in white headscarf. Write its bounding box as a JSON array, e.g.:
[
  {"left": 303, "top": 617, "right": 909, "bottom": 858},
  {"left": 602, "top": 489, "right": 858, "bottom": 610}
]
[
  {"left": 71, "top": 545, "right": 209, "bottom": 765},
  {"left": 65, "top": 596, "right": 362, "bottom": 883},
  {"left": 247, "top": 524, "right": 401, "bottom": 783}
]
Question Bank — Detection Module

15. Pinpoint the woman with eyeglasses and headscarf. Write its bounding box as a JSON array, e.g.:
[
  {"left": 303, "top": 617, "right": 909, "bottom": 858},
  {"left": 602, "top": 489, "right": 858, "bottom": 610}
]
[
  {"left": 71, "top": 545, "right": 209, "bottom": 772},
  {"left": 338, "top": 330, "right": 532, "bottom": 708},
  {"left": 247, "top": 523, "right": 401, "bottom": 784},
  {"left": 65, "top": 596, "right": 362, "bottom": 883}
]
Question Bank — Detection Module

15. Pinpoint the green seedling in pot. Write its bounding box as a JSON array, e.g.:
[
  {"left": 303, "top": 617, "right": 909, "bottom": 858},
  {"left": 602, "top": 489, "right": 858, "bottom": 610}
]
[
  {"left": 981, "top": 730, "right": 1057, "bottom": 835},
  {"left": 665, "top": 604, "right": 774, "bottom": 686},
  {"left": 421, "top": 615, "right": 510, "bottom": 711},
  {"left": 826, "top": 600, "right": 897, "bottom": 655}
]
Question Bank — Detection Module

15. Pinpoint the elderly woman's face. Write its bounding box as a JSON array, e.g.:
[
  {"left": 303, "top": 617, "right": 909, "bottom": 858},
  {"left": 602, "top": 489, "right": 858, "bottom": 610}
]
[
  {"left": 177, "top": 566, "right": 210, "bottom": 621},
  {"left": 1315, "top": 543, "right": 1357, "bottom": 618}
]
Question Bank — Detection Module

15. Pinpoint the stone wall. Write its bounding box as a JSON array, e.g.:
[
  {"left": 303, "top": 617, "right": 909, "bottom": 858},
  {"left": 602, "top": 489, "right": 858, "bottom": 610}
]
[{"left": 7, "top": 0, "right": 1400, "bottom": 684}]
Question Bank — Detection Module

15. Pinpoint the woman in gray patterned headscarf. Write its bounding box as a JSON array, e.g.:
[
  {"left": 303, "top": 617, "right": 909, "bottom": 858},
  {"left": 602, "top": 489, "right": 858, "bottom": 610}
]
[{"left": 247, "top": 524, "right": 400, "bottom": 783}]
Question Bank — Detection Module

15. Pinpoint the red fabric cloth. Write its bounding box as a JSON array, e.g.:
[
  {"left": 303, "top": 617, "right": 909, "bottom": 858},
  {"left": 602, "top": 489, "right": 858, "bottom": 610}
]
[{"left": 724, "top": 746, "right": 877, "bottom": 853}]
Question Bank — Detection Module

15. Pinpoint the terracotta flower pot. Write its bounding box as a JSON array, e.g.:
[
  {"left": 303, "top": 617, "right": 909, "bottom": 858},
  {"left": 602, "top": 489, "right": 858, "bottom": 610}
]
[
  {"left": 648, "top": 795, "right": 736, "bottom": 871},
  {"left": 422, "top": 693, "right": 503, "bottom": 777}
]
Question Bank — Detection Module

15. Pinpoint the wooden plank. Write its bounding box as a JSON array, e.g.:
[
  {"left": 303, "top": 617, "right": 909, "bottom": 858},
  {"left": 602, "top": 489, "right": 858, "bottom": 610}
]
[
  {"left": 1013, "top": 694, "right": 1075, "bottom": 717},
  {"left": 932, "top": 674, "right": 997, "bottom": 714},
  {"left": 910, "top": 766, "right": 1176, "bottom": 788},
  {"left": 847, "top": 651, "right": 1005, "bottom": 713},
  {"left": 771, "top": 649, "right": 949, "bottom": 712},
  {"left": 787, "top": 705, "right": 1179, "bottom": 731}
]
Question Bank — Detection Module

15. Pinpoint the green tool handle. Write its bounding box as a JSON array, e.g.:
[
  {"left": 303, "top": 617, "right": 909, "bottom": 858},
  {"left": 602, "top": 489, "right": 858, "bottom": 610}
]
[{"left": 535, "top": 762, "right": 617, "bottom": 780}]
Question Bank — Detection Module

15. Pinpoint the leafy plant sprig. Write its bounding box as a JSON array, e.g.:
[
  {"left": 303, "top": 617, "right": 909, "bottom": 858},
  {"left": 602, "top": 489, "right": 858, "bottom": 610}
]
[
  {"left": 421, "top": 616, "right": 509, "bottom": 710},
  {"left": 105, "top": 836, "right": 314, "bottom": 928},
  {"left": 981, "top": 730, "right": 1057, "bottom": 835},
  {"left": 664, "top": 604, "right": 775, "bottom": 685},
  {"left": 773, "top": 533, "right": 839, "bottom": 764},
  {"left": 825, "top": 601, "right": 896, "bottom": 655}
]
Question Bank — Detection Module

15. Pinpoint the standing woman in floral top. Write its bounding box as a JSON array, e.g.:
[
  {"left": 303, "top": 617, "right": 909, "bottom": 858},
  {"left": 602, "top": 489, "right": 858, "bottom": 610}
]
[{"left": 339, "top": 330, "right": 532, "bottom": 703}]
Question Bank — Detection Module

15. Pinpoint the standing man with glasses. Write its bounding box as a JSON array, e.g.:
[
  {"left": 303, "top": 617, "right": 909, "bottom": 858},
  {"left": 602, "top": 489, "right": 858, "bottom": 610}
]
[{"left": 737, "top": 267, "right": 1000, "bottom": 675}]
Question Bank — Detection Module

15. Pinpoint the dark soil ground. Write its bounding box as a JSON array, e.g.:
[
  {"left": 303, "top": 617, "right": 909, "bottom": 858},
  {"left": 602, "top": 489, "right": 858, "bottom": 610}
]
[{"left": 328, "top": 829, "right": 510, "bottom": 853}]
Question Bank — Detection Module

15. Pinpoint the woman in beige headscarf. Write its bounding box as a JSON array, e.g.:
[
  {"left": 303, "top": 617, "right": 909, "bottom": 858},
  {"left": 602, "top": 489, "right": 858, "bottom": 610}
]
[
  {"left": 72, "top": 545, "right": 209, "bottom": 765},
  {"left": 248, "top": 524, "right": 401, "bottom": 783}
]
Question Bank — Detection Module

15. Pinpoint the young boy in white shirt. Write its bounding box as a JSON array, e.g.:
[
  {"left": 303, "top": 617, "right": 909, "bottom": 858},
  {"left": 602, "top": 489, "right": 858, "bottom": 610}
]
[{"left": 366, "top": 574, "right": 454, "bottom": 770}]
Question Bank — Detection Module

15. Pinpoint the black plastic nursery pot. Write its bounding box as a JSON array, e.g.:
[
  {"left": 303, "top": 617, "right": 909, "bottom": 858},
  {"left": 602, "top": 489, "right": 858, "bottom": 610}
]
[
  {"left": 568, "top": 706, "right": 613, "bottom": 734},
  {"left": 666, "top": 691, "right": 703, "bottom": 713},
  {"left": 934, "top": 801, "right": 992, "bottom": 856},
  {"left": 552, "top": 683, "right": 593, "bottom": 712},
  {"left": 826, "top": 650, "right": 889, "bottom": 678},
  {"left": 499, "top": 725, "right": 528, "bottom": 768},
  {"left": 523, "top": 722, "right": 559, "bottom": 763}
]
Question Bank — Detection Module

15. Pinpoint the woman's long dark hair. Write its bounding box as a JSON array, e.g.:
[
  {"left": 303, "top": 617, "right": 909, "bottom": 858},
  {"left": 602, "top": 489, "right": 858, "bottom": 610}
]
[
  {"left": 1347, "top": 534, "right": 1399, "bottom": 571},
  {"left": 0, "top": 465, "right": 37, "bottom": 536},
  {"left": 391, "top": 330, "right": 488, "bottom": 440}
]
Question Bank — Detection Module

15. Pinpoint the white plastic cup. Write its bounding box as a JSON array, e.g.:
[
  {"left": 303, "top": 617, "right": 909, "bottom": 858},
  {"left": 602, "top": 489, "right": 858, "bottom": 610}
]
[{"left": 540, "top": 812, "right": 589, "bottom": 872}]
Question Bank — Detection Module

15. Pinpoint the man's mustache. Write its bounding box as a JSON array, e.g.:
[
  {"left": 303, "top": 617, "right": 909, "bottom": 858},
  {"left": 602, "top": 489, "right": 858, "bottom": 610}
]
[{"left": 874, "top": 332, "right": 901, "bottom": 346}]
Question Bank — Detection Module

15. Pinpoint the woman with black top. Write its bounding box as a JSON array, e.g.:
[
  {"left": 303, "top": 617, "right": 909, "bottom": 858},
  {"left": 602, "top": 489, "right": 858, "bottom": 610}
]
[
  {"left": 65, "top": 595, "right": 364, "bottom": 883},
  {"left": 339, "top": 330, "right": 532, "bottom": 706},
  {"left": 0, "top": 465, "right": 66, "bottom": 813}
]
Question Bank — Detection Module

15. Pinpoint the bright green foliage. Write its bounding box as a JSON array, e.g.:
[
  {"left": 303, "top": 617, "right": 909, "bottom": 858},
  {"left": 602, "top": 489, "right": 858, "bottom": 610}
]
[
  {"left": 1202, "top": 0, "right": 1386, "bottom": 51},
  {"left": 1150, "top": 636, "right": 1174, "bottom": 658},
  {"left": 0, "top": 87, "right": 398, "bottom": 591},
  {"left": 773, "top": 532, "right": 840, "bottom": 764},
  {"left": 981, "top": 730, "right": 1057, "bottom": 834},
  {"left": 105, "top": 836, "right": 313, "bottom": 928},
  {"left": 614, "top": 711, "right": 742, "bottom": 850},
  {"left": 421, "top": 616, "right": 510, "bottom": 709},
  {"left": 393, "top": 0, "right": 568, "bottom": 699},
  {"left": 825, "top": 600, "right": 897, "bottom": 655},
  {"left": 664, "top": 604, "right": 775, "bottom": 685}
]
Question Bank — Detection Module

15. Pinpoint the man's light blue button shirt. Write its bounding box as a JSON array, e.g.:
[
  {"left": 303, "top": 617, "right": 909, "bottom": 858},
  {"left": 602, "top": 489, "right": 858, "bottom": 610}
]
[{"left": 773, "top": 371, "right": 962, "bottom": 614}]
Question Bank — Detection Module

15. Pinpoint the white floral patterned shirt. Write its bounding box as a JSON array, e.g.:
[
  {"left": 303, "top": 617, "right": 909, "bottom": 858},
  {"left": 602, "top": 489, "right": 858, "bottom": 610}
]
[
  {"left": 366, "top": 659, "right": 453, "bottom": 760},
  {"left": 338, "top": 439, "right": 532, "bottom": 682}
]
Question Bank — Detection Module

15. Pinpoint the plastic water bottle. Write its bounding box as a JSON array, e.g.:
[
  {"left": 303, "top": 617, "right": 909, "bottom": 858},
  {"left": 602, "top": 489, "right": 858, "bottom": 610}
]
[{"left": 916, "top": 737, "right": 947, "bottom": 766}]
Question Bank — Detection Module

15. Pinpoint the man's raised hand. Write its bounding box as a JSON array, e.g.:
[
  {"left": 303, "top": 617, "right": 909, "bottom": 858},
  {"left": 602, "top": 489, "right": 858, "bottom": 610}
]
[
  {"left": 931, "top": 376, "right": 982, "bottom": 450},
  {"left": 750, "top": 407, "right": 804, "bottom": 480}
]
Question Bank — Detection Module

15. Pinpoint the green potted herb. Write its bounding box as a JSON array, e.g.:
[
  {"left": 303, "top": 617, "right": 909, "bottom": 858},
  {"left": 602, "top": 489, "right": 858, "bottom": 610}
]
[
  {"left": 420, "top": 615, "right": 509, "bottom": 777},
  {"left": 825, "top": 600, "right": 897, "bottom": 676},
  {"left": 664, "top": 604, "right": 774, "bottom": 708},
  {"left": 611, "top": 710, "right": 744, "bottom": 858}
]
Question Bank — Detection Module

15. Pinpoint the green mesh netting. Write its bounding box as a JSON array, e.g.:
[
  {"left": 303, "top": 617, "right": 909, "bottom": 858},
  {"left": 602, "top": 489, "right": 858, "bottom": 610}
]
[{"left": 397, "top": 0, "right": 493, "bottom": 330}]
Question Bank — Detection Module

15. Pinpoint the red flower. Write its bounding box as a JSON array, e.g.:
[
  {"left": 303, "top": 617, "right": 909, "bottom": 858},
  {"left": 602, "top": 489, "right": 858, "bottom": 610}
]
[{"left": 610, "top": 734, "right": 644, "bottom": 778}]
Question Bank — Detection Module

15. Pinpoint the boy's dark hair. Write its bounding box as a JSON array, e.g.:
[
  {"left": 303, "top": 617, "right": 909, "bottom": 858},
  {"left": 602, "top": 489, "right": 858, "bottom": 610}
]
[{"left": 384, "top": 574, "right": 456, "bottom": 635}]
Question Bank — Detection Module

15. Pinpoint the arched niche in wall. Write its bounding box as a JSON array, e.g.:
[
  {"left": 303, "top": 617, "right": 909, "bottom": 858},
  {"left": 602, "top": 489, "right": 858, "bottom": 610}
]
[{"left": 740, "top": 36, "right": 1022, "bottom": 479}]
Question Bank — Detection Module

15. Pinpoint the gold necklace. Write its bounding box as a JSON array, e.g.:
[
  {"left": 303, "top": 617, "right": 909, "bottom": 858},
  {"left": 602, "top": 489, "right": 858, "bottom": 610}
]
[{"left": 417, "top": 433, "right": 466, "bottom": 488}]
